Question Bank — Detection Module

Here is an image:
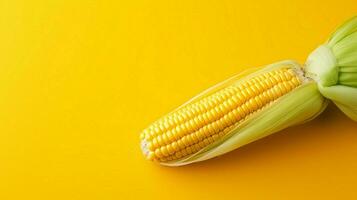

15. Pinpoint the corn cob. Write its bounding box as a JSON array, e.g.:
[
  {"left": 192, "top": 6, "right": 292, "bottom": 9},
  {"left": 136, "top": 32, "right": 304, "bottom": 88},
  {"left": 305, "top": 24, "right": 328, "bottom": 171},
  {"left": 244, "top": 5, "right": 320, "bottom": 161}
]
[
  {"left": 141, "top": 66, "right": 303, "bottom": 162},
  {"left": 140, "top": 16, "right": 357, "bottom": 166}
]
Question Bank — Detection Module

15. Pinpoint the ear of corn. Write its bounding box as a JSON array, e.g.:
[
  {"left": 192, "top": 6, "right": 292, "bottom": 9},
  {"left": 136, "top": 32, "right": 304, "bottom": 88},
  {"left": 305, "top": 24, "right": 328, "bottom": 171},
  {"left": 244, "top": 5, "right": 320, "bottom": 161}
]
[
  {"left": 141, "top": 61, "right": 327, "bottom": 166},
  {"left": 140, "top": 16, "right": 356, "bottom": 166},
  {"left": 306, "top": 16, "right": 357, "bottom": 121}
]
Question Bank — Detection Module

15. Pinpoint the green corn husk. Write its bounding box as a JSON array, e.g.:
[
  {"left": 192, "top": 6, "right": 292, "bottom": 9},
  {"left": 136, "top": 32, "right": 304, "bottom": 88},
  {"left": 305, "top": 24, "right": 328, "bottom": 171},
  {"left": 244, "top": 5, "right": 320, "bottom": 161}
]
[
  {"left": 306, "top": 16, "right": 357, "bottom": 121},
  {"left": 141, "top": 16, "right": 357, "bottom": 166}
]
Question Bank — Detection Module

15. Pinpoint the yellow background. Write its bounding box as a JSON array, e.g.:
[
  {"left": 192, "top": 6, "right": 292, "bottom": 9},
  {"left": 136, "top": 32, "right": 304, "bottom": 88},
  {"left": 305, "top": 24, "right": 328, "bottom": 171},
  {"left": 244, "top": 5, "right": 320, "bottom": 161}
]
[{"left": 1, "top": 0, "right": 356, "bottom": 199}]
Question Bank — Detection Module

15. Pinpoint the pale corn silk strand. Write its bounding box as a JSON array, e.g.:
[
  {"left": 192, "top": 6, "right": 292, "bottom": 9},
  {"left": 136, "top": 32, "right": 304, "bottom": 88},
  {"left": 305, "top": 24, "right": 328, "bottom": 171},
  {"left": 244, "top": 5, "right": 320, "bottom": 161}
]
[{"left": 140, "top": 16, "right": 357, "bottom": 166}]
